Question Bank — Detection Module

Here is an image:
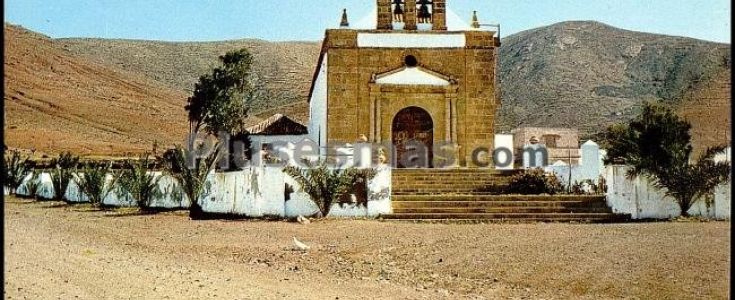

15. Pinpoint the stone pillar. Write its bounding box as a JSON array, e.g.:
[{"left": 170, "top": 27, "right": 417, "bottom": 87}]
[
  {"left": 377, "top": 0, "right": 393, "bottom": 30},
  {"left": 404, "top": 1, "right": 417, "bottom": 30},
  {"left": 432, "top": 0, "right": 447, "bottom": 30}
]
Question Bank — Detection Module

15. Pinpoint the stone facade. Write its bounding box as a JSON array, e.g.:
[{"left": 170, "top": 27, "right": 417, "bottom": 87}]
[
  {"left": 511, "top": 127, "right": 581, "bottom": 165},
  {"left": 311, "top": 1, "right": 499, "bottom": 167}
]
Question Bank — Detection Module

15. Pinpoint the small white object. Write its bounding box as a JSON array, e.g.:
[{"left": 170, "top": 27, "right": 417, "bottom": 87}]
[
  {"left": 296, "top": 215, "right": 311, "bottom": 225},
  {"left": 293, "top": 237, "right": 310, "bottom": 251}
]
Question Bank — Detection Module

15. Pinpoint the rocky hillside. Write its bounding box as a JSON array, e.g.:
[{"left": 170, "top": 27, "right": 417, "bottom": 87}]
[
  {"left": 497, "top": 21, "right": 731, "bottom": 143},
  {"left": 5, "top": 21, "right": 730, "bottom": 156},
  {"left": 3, "top": 24, "right": 189, "bottom": 156},
  {"left": 55, "top": 37, "right": 320, "bottom": 114}
]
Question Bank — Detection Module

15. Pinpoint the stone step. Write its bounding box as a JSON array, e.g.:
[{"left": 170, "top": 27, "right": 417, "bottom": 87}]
[
  {"left": 392, "top": 200, "right": 609, "bottom": 209},
  {"left": 392, "top": 207, "right": 613, "bottom": 214},
  {"left": 381, "top": 212, "right": 629, "bottom": 222},
  {"left": 392, "top": 195, "right": 607, "bottom": 202}
]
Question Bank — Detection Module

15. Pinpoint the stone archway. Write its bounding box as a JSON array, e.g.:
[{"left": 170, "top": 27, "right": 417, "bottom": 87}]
[{"left": 392, "top": 106, "right": 434, "bottom": 168}]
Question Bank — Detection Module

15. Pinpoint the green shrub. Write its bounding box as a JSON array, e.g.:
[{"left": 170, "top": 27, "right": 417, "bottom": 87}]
[
  {"left": 50, "top": 152, "right": 80, "bottom": 201},
  {"left": 22, "top": 170, "right": 41, "bottom": 199},
  {"left": 161, "top": 145, "right": 221, "bottom": 219},
  {"left": 505, "top": 168, "right": 563, "bottom": 195},
  {"left": 568, "top": 176, "right": 607, "bottom": 195},
  {"left": 117, "top": 153, "right": 163, "bottom": 211},
  {"left": 283, "top": 160, "right": 377, "bottom": 218},
  {"left": 3, "top": 149, "right": 33, "bottom": 194},
  {"left": 74, "top": 162, "right": 121, "bottom": 208}
]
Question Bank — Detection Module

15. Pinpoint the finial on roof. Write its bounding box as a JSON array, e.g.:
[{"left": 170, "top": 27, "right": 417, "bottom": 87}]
[
  {"left": 471, "top": 11, "right": 480, "bottom": 29},
  {"left": 340, "top": 9, "right": 350, "bottom": 28}
]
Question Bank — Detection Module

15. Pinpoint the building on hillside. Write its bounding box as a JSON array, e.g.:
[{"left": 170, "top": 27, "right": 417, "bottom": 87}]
[
  {"left": 511, "top": 127, "right": 581, "bottom": 166},
  {"left": 307, "top": 0, "right": 500, "bottom": 168}
]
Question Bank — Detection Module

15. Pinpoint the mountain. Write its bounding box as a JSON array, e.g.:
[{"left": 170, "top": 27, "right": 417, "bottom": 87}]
[
  {"left": 55, "top": 37, "right": 321, "bottom": 114},
  {"left": 496, "top": 21, "right": 730, "bottom": 153},
  {"left": 4, "top": 21, "right": 730, "bottom": 157},
  {"left": 3, "top": 24, "right": 189, "bottom": 157}
]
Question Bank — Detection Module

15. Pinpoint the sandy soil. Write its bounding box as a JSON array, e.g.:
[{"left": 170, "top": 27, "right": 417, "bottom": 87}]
[{"left": 4, "top": 197, "right": 730, "bottom": 299}]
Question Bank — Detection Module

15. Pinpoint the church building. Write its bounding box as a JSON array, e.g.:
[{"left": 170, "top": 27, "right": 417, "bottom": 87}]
[{"left": 307, "top": 0, "right": 500, "bottom": 168}]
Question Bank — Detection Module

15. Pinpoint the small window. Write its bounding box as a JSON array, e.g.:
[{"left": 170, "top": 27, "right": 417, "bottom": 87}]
[
  {"left": 542, "top": 134, "right": 561, "bottom": 148},
  {"left": 405, "top": 55, "right": 418, "bottom": 67}
]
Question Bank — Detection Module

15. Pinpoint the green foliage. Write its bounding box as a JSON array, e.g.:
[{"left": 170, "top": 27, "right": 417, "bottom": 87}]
[
  {"left": 283, "top": 160, "right": 377, "bottom": 218},
  {"left": 602, "top": 102, "right": 692, "bottom": 174},
  {"left": 649, "top": 145, "right": 731, "bottom": 216},
  {"left": 3, "top": 149, "right": 33, "bottom": 194},
  {"left": 602, "top": 102, "right": 731, "bottom": 216},
  {"left": 50, "top": 152, "right": 80, "bottom": 201},
  {"left": 186, "top": 48, "right": 256, "bottom": 136},
  {"left": 74, "top": 162, "right": 121, "bottom": 208},
  {"left": 22, "top": 170, "right": 42, "bottom": 199},
  {"left": 568, "top": 176, "right": 608, "bottom": 195},
  {"left": 117, "top": 153, "right": 163, "bottom": 211},
  {"left": 505, "top": 168, "right": 564, "bottom": 195},
  {"left": 161, "top": 144, "right": 221, "bottom": 219}
]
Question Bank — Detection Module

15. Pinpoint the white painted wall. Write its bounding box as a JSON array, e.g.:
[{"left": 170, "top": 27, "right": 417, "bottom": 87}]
[
  {"left": 494, "top": 134, "right": 514, "bottom": 170},
  {"left": 357, "top": 32, "right": 466, "bottom": 48},
  {"left": 605, "top": 165, "right": 731, "bottom": 220},
  {"left": 15, "top": 163, "right": 392, "bottom": 219},
  {"left": 545, "top": 141, "right": 606, "bottom": 186},
  {"left": 308, "top": 55, "right": 328, "bottom": 156},
  {"left": 375, "top": 67, "right": 450, "bottom": 86}
]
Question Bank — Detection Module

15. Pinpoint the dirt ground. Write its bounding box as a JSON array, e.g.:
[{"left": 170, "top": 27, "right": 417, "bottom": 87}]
[{"left": 3, "top": 197, "right": 730, "bottom": 299}]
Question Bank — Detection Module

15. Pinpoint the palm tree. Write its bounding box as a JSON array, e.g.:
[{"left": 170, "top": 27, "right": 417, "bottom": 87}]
[
  {"left": 74, "top": 162, "right": 121, "bottom": 208},
  {"left": 283, "top": 160, "right": 376, "bottom": 218},
  {"left": 117, "top": 153, "right": 163, "bottom": 211},
  {"left": 603, "top": 102, "right": 731, "bottom": 216},
  {"left": 49, "top": 152, "right": 80, "bottom": 201},
  {"left": 161, "top": 145, "right": 221, "bottom": 219}
]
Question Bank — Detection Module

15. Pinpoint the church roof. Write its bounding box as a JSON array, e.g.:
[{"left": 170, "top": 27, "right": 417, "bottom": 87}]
[{"left": 247, "top": 114, "right": 308, "bottom": 136}]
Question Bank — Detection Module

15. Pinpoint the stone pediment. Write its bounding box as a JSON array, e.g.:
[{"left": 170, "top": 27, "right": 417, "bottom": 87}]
[{"left": 374, "top": 67, "right": 454, "bottom": 86}]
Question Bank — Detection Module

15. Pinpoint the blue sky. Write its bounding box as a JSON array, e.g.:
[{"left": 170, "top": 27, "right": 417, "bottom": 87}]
[{"left": 4, "top": 0, "right": 731, "bottom": 43}]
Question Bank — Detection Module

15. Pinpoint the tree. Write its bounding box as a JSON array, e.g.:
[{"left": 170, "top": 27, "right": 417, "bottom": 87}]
[
  {"left": 283, "top": 160, "right": 377, "bottom": 218},
  {"left": 186, "top": 49, "right": 256, "bottom": 136},
  {"left": 161, "top": 144, "right": 221, "bottom": 219},
  {"left": 117, "top": 153, "right": 163, "bottom": 211},
  {"left": 73, "top": 162, "right": 121, "bottom": 208},
  {"left": 49, "top": 152, "right": 80, "bottom": 201},
  {"left": 602, "top": 102, "right": 731, "bottom": 216},
  {"left": 3, "top": 149, "right": 33, "bottom": 195}
]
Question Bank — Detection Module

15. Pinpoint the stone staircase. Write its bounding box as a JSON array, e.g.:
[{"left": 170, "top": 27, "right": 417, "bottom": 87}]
[{"left": 384, "top": 169, "right": 630, "bottom": 222}]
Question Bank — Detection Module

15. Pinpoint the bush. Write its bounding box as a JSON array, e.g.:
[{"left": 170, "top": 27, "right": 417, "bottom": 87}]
[
  {"left": 283, "top": 160, "right": 376, "bottom": 218},
  {"left": 505, "top": 168, "right": 563, "bottom": 195},
  {"left": 568, "top": 176, "right": 607, "bottom": 195},
  {"left": 74, "top": 162, "right": 121, "bottom": 208},
  {"left": 117, "top": 153, "right": 163, "bottom": 211},
  {"left": 50, "top": 152, "right": 80, "bottom": 201},
  {"left": 22, "top": 170, "right": 42, "bottom": 199},
  {"left": 161, "top": 145, "right": 221, "bottom": 219},
  {"left": 602, "top": 102, "right": 731, "bottom": 216},
  {"left": 3, "top": 149, "right": 33, "bottom": 194}
]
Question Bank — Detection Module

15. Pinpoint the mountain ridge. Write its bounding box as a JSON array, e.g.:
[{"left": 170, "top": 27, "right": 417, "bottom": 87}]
[{"left": 4, "top": 21, "right": 730, "bottom": 156}]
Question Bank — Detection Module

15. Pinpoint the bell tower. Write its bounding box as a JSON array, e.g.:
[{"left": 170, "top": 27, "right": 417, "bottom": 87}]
[
  {"left": 377, "top": 0, "right": 393, "bottom": 30},
  {"left": 377, "top": 0, "right": 447, "bottom": 31}
]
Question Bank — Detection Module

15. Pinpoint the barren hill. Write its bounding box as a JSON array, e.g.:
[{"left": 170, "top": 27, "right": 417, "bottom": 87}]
[
  {"left": 4, "top": 21, "right": 730, "bottom": 157},
  {"left": 497, "top": 21, "right": 731, "bottom": 145},
  {"left": 55, "top": 37, "right": 321, "bottom": 114},
  {"left": 3, "top": 24, "right": 189, "bottom": 156}
]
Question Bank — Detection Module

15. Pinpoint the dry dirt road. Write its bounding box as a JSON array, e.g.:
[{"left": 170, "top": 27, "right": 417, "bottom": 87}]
[{"left": 3, "top": 198, "right": 731, "bottom": 299}]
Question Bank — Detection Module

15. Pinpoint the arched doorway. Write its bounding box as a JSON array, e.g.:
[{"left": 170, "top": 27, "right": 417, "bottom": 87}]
[{"left": 392, "top": 106, "right": 433, "bottom": 168}]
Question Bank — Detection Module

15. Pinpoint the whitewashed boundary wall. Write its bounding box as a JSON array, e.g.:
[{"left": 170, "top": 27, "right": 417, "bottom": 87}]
[
  {"left": 605, "top": 165, "right": 731, "bottom": 220},
  {"left": 13, "top": 165, "right": 392, "bottom": 218}
]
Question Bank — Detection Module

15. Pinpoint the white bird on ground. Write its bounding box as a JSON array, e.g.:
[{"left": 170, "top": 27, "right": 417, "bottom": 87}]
[{"left": 293, "top": 237, "right": 310, "bottom": 251}]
